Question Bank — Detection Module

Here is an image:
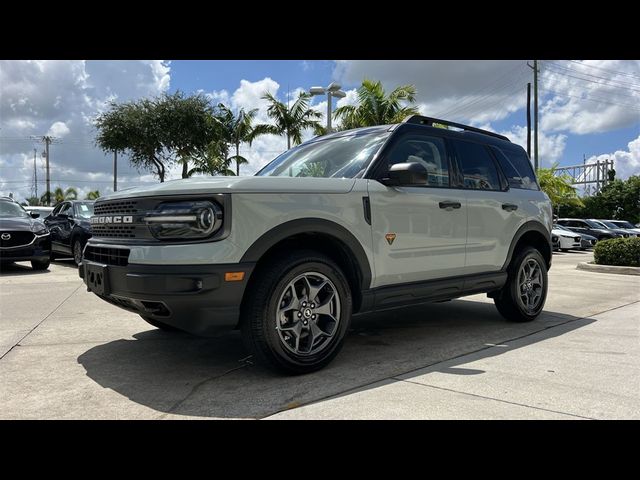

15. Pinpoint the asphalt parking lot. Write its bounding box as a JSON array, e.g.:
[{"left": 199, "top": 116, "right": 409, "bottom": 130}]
[{"left": 1, "top": 250, "right": 638, "bottom": 419}]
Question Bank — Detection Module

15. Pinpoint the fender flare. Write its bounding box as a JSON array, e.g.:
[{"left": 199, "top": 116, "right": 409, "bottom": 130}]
[
  {"left": 240, "top": 218, "right": 373, "bottom": 289},
  {"left": 502, "top": 220, "right": 552, "bottom": 270}
]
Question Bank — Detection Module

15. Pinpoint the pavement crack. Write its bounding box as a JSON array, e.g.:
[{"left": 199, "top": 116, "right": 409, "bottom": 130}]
[
  {"left": 396, "top": 379, "right": 596, "bottom": 420},
  {"left": 0, "top": 283, "right": 83, "bottom": 361},
  {"left": 161, "top": 363, "right": 248, "bottom": 417}
]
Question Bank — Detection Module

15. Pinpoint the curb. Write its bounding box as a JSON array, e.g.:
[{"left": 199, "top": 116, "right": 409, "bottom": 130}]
[{"left": 576, "top": 262, "right": 640, "bottom": 276}]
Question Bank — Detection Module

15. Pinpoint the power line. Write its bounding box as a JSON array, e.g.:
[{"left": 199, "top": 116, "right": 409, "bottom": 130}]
[
  {"left": 566, "top": 60, "right": 640, "bottom": 80},
  {"left": 541, "top": 88, "right": 640, "bottom": 111},
  {"left": 542, "top": 64, "right": 640, "bottom": 94},
  {"left": 544, "top": 61, "right": 640, "bottom": 89}
]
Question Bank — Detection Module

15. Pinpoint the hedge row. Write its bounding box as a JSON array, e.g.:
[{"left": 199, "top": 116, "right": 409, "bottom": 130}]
[{"left": 593, "top": 237, "right": 640, "bottom": 267}]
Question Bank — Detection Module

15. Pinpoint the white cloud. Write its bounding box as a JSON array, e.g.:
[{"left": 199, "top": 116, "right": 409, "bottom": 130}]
[
  {"left": 586, "top": 135, "right": 640, "bottom": 180},
  {"left": 497, "top": 125, "right": 568, "bottom": 166},
  {"left": 0, "top": 60, "right": 171, "bottom": 202},
  {"left": 47, "top": 121, "right": 70, "bottom": 138}
]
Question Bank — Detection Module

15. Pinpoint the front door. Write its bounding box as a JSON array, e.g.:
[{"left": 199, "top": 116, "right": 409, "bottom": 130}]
[{"left": 367, "top": 133, "right": 467, "bottom": 288}]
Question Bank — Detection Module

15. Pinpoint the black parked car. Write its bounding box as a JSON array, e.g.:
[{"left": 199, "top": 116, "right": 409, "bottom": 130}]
[
  {"left": 556, "top": 218, "right": 619, "bottom": 241},
  {"left": 44, "top": 200, "right": 94, "bottom": 265},
  {"left": 0, "top": 198, "right": 51, "bottom": 270}
]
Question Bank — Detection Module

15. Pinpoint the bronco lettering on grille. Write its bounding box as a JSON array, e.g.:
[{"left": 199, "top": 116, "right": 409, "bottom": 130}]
[{"left": 90, "top": 215, "right": 134, "bottom": 225}]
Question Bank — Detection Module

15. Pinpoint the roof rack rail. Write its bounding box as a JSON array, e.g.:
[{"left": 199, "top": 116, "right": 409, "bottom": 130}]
[{"left": 402, "top": 115, "right": 510, "bottom": 142}]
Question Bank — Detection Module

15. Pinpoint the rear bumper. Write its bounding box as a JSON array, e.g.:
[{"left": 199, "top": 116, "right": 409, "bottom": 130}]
[{"left": 79, "top": 260, "right": 255, "bottom": 336}]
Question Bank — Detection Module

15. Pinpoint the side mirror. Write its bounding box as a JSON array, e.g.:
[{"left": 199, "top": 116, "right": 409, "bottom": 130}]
[
  {"left": 30, "top": 212, "right": 40, "bottom": 218},
  {"left": 379, "top": 162, "right": 428, "bottom": 187}
]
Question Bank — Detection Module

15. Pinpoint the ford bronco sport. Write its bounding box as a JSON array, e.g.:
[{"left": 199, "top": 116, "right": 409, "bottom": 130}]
[{"left": 80, "top": 115, "right": 553, "bottom": 374}]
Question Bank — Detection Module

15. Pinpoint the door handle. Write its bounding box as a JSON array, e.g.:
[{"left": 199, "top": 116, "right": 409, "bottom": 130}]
[
  {"left": 439, "top": 201, "right": 462, "bottom": 210},
  {"left": 502, "top": 203, "right": 518, "bottom": 212}
]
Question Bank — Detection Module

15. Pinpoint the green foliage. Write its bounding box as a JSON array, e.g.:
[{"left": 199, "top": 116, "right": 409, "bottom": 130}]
[
  {"left": 559, "top": 175, "right": 640, "bottom": 223},
  {"left": 594, "top": 237, "right": 640, "bottom": 267},
  {"left": 213, "top": 104, "right": 265, "bottom": 175},
  {"left": 187, "top": 141, "right": 235, "bottom": 177},
  {"left": 536, "top": 165, "right": 583, "bottom": 212},
  {"left": 85, "top": 190, "right": 100, "bottom": 200},
  {"left": 257, "top": 92, "right": 322, "bottom": 149},
  {"left": 299, "top": 162, "right": 326, "bottom": 177},
  {"left": 95, "top": 91, "right": 215, "bottom": 182},
  {"left": 25, "top": 196, "right": 40, "bottom": 206},
  {"left": 333, "top": 79, "right": 419, "bottom": 130}
]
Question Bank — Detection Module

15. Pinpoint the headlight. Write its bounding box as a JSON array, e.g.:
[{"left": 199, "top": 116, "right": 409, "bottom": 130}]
[
  {"left": 144, "top": 200, "right": 222, "bottom": 240},
  {"left": 34, "top": 227, "right": 49, "bottom": 235}
]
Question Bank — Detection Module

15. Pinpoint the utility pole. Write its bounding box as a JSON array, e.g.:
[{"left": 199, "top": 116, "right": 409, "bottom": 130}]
[
  {"left": 527, "top": 60, "right": 540, "bottom": 170},
  {"left": 113, "top": 150, "right": 118, "bottom": 192},
  {"left": 43, "top": 136, "right": 51, "bottom": 205},
  {"left": 33, "top": 148, "right": 38, "bottom": 199},
  {"left": 526, "top": 83, "right": 531, "bottom": 158}
]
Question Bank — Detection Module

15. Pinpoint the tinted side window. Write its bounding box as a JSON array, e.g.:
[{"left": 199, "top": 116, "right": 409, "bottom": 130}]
[
  {"left": 58, "top": 203, "right": 72, "bottom": 216},
  {"left": 453, "top": 140, "right": 501, "bottom": 191},
  {"left": 491, "top": 146, "right": 538, "bottom": 190},
  {"left": 498, "top": 147, "right": 539, "bottom": 190},
  {"left": 385, "top": 135, "right": 449, "bottom": 187}
]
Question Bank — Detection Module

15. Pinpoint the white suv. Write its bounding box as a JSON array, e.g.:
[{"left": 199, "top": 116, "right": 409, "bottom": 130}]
[{"left": 80, "top": 115, "right": 553, "bottom": 374}]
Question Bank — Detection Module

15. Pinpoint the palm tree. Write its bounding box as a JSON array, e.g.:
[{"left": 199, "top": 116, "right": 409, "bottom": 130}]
[
  {"left": 257, "top": 92, "right": 322, "bottom": 150},
  {"left": 537, "top": 164, "right": 584, "bottom": 216},
  {"left": 187, "top": 141, "right": 235, "bottom": 177},
  {"left": 52, "top": 187, "right": 78, "bottom": 203},
  {"left": 215, "top": 105, "right": 266, "bottom": 176},
  {"left": 85, "top": 190, "right": 100, "bottom": 200},
  {"left": 333, "top": 79, "right": 419, "bottom": 130}
]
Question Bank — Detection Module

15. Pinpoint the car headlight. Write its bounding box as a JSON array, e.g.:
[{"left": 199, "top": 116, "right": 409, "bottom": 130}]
[
  {"left": 144, "top": 200, "right": 222, "bottom": 240},
  {"left": 34, "top": 227, "right": 49, "bottom": 235}
]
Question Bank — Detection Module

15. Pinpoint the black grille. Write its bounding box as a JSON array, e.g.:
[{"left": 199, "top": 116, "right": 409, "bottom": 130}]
[
  {"left": 91, "top": 225, "right": 136, "bottom": 238},
  {"left": 94, "top": 200, "right": 139, "bottom": 215},
  {"left": 84, "top": 246, "right": 130, "bottom": 266},
  {"left": 0, "top": 231, "right": 35, "bottom": 248}
]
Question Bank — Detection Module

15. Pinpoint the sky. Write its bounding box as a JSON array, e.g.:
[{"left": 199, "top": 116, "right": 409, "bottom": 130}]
[{"left": 1, "top": 59, "right": 639, "bottom": 202}]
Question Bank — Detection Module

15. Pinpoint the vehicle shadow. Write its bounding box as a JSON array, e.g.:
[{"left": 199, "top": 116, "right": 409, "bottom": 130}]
[
  {"left": 0, "top": 262, "right": 49, "bottom": 276},
  {"left": 77, "top": 298, "right": 593, "bottom": 419}
]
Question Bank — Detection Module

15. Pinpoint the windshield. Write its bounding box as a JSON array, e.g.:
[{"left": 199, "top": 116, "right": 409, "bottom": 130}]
[
  {"left": 74, "top": 202, "right": 94, "bottom": 219},
  {"left": 553, "top": 224, "right": 570, "bottom": 231},
  {"left": 257, "top": 130, "right": 390, "bottom": 178},
  {"left": 586, "top": 219, "right": 607, "bottom": 229},
  {"left": 600, "top": 220, "right": 620, "bottom": 229},
  {"left": 0, "top": 201, "right": 29, "bottom": 218},
  {"left": 613, "top": 220, "right": 635, "bottom": 228}
]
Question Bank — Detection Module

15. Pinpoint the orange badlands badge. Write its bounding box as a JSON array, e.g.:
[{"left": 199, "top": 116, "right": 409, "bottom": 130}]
[{"left": 385, "top": 233, "right": 396, "bottom": 245}]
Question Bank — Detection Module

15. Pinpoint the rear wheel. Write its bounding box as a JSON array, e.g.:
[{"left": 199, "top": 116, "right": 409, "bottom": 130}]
[
  {"left": 241, "top": 250, "right": 352, "bottom": 374},
  {"left": 494, "top": 247, "right": 547, "bottom": 322}
]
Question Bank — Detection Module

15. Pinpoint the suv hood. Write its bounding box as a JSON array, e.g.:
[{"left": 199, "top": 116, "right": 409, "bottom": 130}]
[
  {"left": 101, "top": 176, "right": 357, "bottom": 200},
  {"left": 0, "top": 217, "right": 45, "bottom": 231}
]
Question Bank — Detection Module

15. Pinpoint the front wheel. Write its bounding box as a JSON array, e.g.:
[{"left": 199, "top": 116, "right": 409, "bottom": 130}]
[
  {"left": 72, "top": 238, "right": 84, "bottom": 266},
  {"left": 494, "top": 247, "right": 548, "bottom": 322},
  {"left": 31, "top": 258, "right": 50, "bottom": 271},
  {"left": 241, "top": 250, "right": 352, "bottom": 374}
]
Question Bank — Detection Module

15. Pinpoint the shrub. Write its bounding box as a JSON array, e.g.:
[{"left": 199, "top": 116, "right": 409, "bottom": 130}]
[{"left": 593, "top": 237, "right": 640, "bottom": 267}]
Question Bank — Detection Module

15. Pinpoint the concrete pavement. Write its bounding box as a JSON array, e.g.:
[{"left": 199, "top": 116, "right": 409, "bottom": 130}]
[{"left": 1, "top": 251, "right": 638, "bottom": 419}]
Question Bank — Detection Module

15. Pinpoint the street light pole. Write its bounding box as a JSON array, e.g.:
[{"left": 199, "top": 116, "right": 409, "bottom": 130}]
[{"left": 310, "top": 82, "right": 346, "bottom": 133}]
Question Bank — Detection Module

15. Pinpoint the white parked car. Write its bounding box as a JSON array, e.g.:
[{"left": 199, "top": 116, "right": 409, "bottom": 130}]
[{"left": 552, "top": 225, "right": 581, "bottom": 251}]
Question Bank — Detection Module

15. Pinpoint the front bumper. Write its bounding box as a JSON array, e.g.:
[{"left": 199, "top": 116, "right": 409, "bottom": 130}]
[
  {"left": 79, "top": 260, "right": 255, "bottom": 336},
  {"left": 0, "top": 234, "right": 51, "bottom": 263}
]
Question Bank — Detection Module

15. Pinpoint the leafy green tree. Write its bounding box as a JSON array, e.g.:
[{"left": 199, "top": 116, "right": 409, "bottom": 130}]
[
  {"left": 257, "top": 92, "right": 322, "bottom": 149},
  {"left": 536, "top": 165, "right": 583, "bottom": 216},
  {"left": 85, "top": 190, "right": 100, "bottom": 200},
  {"left": 333, "top": 79, "right": 419, "bottom": 130},
  {"left": 25, "top": 196, "right": 40, "bottom": 206},
  {"left": 187, "top": 141, "right": 235, "bottom": 177},
  {"left": 40, "top": 191, "right": 52, "bottom": 205},
  {"left": 95, "top": 91, "right": 216, "bottom": 182}
]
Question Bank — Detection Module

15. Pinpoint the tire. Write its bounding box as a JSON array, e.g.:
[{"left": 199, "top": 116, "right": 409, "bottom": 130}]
[
  {"left": 140, "top": 315, "right": 182, "bottom": 332},
  {"left": 241, "top": 250, "right": 352, "bottom": 375},
  {"left": 494, "top": 247, "right": 548, "bottom": 323},
  {"left": 31, "top": 258, "right": 50, "bottom": 270},
  {"left": 72, "top": 238, "right": 84, "bottom": 266}
]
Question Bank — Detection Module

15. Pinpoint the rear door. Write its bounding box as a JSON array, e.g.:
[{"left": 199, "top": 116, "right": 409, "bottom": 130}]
[
  {"left": 367, "top": 131, "right": 467, "bottom": 287},
  {"left": 451, "top": 139, "right": 526, "bottom": 273}
]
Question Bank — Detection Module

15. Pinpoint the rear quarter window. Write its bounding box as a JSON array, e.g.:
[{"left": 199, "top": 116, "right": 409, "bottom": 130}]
[{"left": 493, "top": 146, "right": 539, "bottom": 190}]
